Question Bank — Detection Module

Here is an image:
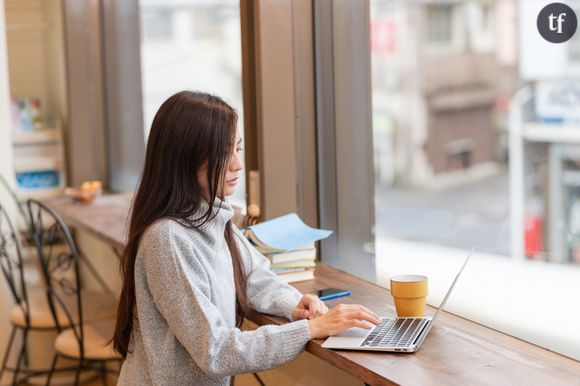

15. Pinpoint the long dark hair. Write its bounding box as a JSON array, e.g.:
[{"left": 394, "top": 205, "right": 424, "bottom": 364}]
[{"left": 113, "top": 91, "right": 249, "bottom": 358}]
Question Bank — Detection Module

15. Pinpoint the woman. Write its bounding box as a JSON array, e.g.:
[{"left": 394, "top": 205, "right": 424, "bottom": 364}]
[{"left": 113, "top": 91, "right": 381, "bottom": 386}]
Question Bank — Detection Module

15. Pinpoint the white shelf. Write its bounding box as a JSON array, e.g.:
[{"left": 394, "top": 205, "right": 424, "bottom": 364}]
[
  {"left": 6, "top": 21, "right": 52, "bottom": 32},
  {"left": 16, "top": 186, "right": 64, "bottom": 200},
  {"left": 12, "top": 129, "right": 60, "bottom": 146},
  {"left": 14, "top": 158, "right": 62, "bottom": 173},
  {"left": 522, "top": 123, "right": 580, "bottom": 144},
  {"left": 6, "top": 0, "right": 69, "bottom": 203}
]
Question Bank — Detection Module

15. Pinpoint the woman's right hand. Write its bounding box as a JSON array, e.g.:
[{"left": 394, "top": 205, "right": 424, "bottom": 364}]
[{"left": 306, "top": 304, "right": 382, "bottom": 339}]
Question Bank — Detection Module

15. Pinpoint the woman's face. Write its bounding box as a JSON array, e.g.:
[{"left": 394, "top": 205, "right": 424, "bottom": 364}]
[
  {"left": 197, "top": 133, "right": 243, "bottom": 198},
  {"left": 222, "top": 134, "right": 244, "bottom": 196}
]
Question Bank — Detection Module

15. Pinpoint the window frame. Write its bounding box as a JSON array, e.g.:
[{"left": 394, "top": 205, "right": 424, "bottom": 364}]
[
  {"left": 314, "top": 0, "right": 376, "bottom": 282},
  {"left": 245, "top": 0, "right": 319, "bottom": 226},
  {"left": 101, "top": 0, "right": 146, "bottom": 193},
  {"left": 63, "top": 0, "right": 145, "bottom": 192}
]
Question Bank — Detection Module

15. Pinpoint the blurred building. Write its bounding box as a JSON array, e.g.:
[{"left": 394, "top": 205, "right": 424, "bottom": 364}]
[{"left": 371, "top": 0, "right": 518, "bottom": 188}]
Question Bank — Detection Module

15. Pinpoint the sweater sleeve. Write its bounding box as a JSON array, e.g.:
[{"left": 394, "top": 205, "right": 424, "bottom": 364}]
[
  {"left": 140, "top": 222, "right": 310, "bottom": 377},
  {"left": 232, "top": 225, "right": 306, "bottom": 321}
]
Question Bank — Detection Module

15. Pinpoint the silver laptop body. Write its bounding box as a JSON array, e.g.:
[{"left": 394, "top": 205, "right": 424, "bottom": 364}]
[{"left": 321, "top": 251, "right": 472, "bottom": 353}]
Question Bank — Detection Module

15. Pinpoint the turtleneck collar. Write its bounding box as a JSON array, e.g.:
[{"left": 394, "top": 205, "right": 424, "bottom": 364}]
[{"left": 190, "top": 196, "right": 235, "bottom": 247}]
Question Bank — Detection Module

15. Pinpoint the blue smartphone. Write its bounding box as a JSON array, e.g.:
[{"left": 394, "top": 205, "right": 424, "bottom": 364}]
[{"left": 315, "top": 288, "right": 351, "bottom": 301}]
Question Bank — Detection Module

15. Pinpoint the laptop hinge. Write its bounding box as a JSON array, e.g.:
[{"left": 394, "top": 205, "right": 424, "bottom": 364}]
[{"left": 412, "top": 320, "right": 430, "bottom": 345}]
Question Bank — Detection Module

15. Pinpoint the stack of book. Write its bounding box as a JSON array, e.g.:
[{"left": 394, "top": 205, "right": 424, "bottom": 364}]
[{"left": 243, "top": 213, "right": 332, "bottom": 283}]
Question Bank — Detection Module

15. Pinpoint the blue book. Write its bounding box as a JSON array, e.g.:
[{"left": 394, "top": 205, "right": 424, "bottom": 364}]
[{"left": 244, "top": 213, "right": 332, "bottom": 253}]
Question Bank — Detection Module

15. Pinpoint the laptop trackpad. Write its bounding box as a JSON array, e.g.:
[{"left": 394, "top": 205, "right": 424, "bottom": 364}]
[
  {"left": 321, "top": 327, "right": 369, "bottom": 349},
  {"left": 334, "top": 327, "right": 371, "bottom": 338}
]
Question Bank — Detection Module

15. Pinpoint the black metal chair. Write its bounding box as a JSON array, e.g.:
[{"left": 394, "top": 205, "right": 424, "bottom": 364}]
[
  {"left": 27, "top": 199, "right": 121, "bottom": 386},
  {"left": 0, "top": 202, "right": 33, "bottom": 385},
  {"left": 0, "top": 202, "right": 73, "bottom": 385}
]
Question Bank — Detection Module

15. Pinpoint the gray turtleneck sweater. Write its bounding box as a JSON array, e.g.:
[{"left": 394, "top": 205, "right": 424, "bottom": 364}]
[{"left": 117, "top": 198, "right": 311, "bottom": 386}]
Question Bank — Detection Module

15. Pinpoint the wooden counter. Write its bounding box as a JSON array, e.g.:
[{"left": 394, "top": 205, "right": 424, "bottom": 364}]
[
  {"left": 44, "top": 194, "right": 580, "bottom": 386},
  {"left": 249, "top": 264, "right": 580, "bottom": 386},
  {"left": 44, "top": 193, "right": 131, "bottom": 253}
]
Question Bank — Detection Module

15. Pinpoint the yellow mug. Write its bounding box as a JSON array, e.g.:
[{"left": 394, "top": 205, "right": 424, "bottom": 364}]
[{"left": 390, "top": 275, "right": 428, "bottom": 317}]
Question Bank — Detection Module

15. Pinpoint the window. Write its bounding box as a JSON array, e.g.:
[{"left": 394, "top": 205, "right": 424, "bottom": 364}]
[
  {"left": 367, "top": 0, "right": 580, "bottom": 360},
  {"left": 481, "top": 4, "right": 492, "bottom": 33},
  {"left": 425, "top": 4, "right": 454, "bottom": 45},
  {"left": 468, "top": 2, "right": 496, "bottom": 53},
  {"left": 371, "top": 0, "right": 518, "bottom": 265},
  {"left": 139, "top": 0, "right": 246, "bottom": 208}
]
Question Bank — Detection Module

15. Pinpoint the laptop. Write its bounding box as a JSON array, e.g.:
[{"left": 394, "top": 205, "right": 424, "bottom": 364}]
[{"left": 321, "top": 250, "right": 472, "bottom": 353}]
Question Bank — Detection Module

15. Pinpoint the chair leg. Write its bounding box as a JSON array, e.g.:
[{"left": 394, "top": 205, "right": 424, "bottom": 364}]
[
  {"left": 11, "top": 328, "right": 27, "bottom": 386},
  {"left": 252, "top": 373, "right": 266, "bottom": 386},
  {"left": 45, "top": 354, "right": 58, "bottom": 386},
  {"left": 0, "top": 326, "right": 16, "bottom": 383},
  {"left": 23, "top": 338, "right": 29, "bottom": 368},
  {"left": 73, "top": 360, "right": 82, "bottom": 386},
  {"left": 100, "top": 362, "right": 108, "bottom": 386}
]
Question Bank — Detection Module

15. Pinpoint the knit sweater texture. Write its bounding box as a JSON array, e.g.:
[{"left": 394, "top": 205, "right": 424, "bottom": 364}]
[{"left": 117, "top": 198, "right": 311, "bottom": 386}]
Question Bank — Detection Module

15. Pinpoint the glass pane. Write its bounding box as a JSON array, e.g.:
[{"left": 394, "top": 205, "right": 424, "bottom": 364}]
[
  {"left": 371, "top": 0, "right": 580, "bottom": 271},
  {"left": 369, "top": 0, "right": 580, "bottom": 362},
  {"left": 139, "top": 0, "right": 246, "bottom": 208},
  {"left": 370, "top": 0, "right": 580, "bottom": 266},
  {"left": 371, "top": 0, "right": 514, "bottom": 268}
]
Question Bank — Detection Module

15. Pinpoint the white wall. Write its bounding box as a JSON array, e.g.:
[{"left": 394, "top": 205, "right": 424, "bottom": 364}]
[{"left": 0, "top": 0, "right": 17, "bottom": 362}]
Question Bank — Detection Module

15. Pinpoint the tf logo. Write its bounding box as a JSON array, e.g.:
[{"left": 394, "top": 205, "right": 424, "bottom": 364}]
[{"left": 537, "top": 2, "right": 577, "bottom": 43}]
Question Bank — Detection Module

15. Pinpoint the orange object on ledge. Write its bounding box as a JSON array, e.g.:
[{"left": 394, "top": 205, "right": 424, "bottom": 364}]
[{"left": 64, "top": 180, "right": 102, "bottom": 204}]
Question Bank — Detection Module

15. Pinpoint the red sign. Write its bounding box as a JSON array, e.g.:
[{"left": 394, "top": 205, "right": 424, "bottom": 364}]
[{"left": 371, "top": 19, "right": 397, "bottom": 55}]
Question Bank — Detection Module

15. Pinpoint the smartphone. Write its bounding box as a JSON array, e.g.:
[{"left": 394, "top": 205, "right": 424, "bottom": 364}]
[{"left": 315, "top": 288, "right": 351, "bottom": 301}]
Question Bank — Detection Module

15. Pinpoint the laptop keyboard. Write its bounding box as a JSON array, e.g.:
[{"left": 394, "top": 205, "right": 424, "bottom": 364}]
[{"left": 360, "top": 318, "right": 428, "bottom": 348}]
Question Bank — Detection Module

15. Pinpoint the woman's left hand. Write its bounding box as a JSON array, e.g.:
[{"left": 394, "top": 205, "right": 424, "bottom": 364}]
[{"left": 291, "top": 294, "right": 329, "bottom": 321}]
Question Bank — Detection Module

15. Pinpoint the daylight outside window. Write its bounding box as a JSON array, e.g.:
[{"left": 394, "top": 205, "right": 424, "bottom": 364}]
[
  {"left": 139, "top": 0, "right": 246, "bottom": 208},
  {"left": 371, "top": 0, "right": 513, "bottom": 271},
  {"left": 369, "top": 0, "right": 580, "bottom": 359}
]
